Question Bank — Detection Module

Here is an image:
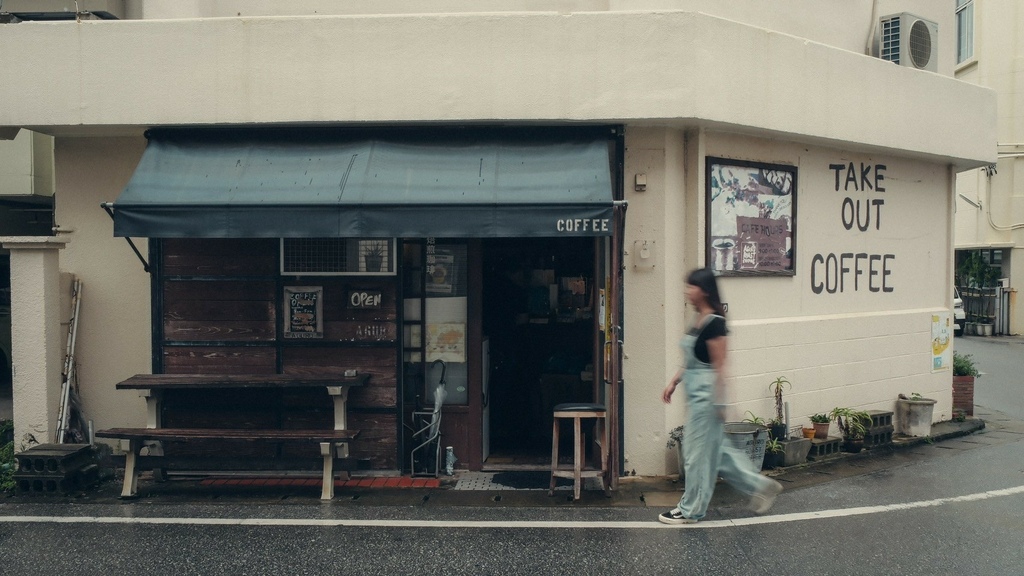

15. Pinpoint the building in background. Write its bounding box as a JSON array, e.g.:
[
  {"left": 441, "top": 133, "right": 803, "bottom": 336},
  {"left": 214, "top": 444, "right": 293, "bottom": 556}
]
[
  {"left": 0, "top": 1, "right": 996, "bottom": 477},
  {"left": 954, "top": 0, "right": 1022, "bottom": 336}
]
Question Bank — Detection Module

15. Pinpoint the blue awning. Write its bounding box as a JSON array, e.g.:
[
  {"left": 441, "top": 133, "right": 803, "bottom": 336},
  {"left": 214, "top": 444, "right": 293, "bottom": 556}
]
[{"left": 110, "top": 130, "right": 616, "bottom": 238}]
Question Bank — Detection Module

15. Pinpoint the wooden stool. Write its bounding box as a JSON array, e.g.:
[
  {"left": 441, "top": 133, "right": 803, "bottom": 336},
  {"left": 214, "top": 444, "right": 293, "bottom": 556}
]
[{"left": 549, "top": 402, "right": 610, "bottom": 500}]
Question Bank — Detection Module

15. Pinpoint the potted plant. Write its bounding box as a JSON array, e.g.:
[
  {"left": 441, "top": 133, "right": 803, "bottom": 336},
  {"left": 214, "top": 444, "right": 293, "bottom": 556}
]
[
  {"left": 896, "top": 393, "right": 936, "bottom": 437},
  {"left": 363, "top": 241, "right": 387, "bottom": 272},
  {"left": 767, "top": 376, "right": 791, "bottom": 440},
  {"left": 810, "top": 413, "right": 830, "bottom": 439},
  {"left": 830, "top": 407, "right": 871, "bottom": 452},
  {"left": 762, "top": 437, "right": 784, "bottom": 469},
  {"left": 742, "top": 411, "right": 767, "bottom": 428},
  {"left": 952, "top": 351, "right": 979, "bottom": 417}
]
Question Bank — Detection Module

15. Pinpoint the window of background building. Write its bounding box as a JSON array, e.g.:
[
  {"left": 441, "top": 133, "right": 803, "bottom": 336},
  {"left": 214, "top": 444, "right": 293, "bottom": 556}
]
[{"left": 956, "top": 0, "right": 974, "bottom": 64}]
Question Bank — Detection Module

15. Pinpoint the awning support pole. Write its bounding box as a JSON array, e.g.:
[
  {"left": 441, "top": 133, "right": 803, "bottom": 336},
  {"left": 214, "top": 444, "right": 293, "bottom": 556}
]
[{"left": 101, "top": 203, "right": 150, "bottom": 273}]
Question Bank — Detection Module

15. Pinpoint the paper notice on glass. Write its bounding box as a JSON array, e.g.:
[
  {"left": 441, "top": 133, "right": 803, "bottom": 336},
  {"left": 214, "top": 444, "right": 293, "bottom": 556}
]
[{"left": 426, "top": 323, "right": 466, "bottom": 363}]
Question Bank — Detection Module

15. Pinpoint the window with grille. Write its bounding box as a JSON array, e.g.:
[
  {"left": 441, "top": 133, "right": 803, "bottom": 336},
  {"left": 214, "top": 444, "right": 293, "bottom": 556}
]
[{"left": 280, "top": 238, "right": 396, "bottom": 275}]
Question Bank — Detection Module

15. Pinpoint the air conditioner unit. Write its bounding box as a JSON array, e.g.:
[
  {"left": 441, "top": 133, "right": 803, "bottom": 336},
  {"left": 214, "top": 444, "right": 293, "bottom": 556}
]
[{"left": 877, "top": 13, "right": 938, "bottom": 72}]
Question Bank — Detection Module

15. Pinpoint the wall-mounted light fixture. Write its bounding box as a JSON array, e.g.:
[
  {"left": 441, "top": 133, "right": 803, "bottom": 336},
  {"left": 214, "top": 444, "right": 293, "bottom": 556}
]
[
  {"left": 634, "top": 173, "right": 647, "bottom": 192},
  {"left": 632, "top": 239, "right": 655, "bottom": 269}
]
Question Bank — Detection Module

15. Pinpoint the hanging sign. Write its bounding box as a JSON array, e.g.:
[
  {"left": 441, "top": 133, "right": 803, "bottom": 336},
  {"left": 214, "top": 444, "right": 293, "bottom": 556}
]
[{"left": 347, "top": 289, "right": 383, "bottom": 309}]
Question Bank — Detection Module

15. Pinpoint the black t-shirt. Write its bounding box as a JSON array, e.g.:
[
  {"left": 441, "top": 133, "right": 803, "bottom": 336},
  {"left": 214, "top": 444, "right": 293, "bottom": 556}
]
[{"left": 687, "top": 315, "right": 728, "bottom": 364}]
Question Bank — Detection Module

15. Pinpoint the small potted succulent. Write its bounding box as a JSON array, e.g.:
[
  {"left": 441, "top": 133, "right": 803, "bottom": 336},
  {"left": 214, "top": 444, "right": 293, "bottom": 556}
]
[
  {"left": 810, "top": 413, "right": 830, "bottom": 439},
  {"left": 830, "top": 407, "right": 872, "bottom": 452},
  {"left": 762, "top": 438, "right": 785, "bottom": 469},
  {"left": 767, "top": 376, "right": 791, "bottom": 441}
]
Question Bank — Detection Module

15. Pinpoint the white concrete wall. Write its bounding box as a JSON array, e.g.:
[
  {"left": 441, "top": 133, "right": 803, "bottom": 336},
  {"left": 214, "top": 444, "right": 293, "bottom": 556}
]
[
  {"left": 0, "top": 130, "right": 53, "bottom": 198},
  {"left": 53, "top": 137, "right": 152, "bottom": 431},
  {"left": 121, "top": 0, "right": 957, "bottom": 77},
  {"left": 0, "top": 11, "right": 995, "bottom": 170},
  {"left": 622, "top": 130, "right": 956, "bottom": 474}
]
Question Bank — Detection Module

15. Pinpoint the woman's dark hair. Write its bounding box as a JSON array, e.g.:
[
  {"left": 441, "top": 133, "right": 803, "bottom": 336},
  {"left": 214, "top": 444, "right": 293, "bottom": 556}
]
[{"left": 686, "top": 267, "right": 726, "bottom": 317}]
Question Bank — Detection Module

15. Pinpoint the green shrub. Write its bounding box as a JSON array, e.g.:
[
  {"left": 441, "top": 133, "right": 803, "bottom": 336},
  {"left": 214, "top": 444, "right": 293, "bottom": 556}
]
[
  {"left": 0, "top": 420, "right": 13, "bottom": 493},
  {"left": 953, "top": 352, "right": 980, "bottom": 377}
]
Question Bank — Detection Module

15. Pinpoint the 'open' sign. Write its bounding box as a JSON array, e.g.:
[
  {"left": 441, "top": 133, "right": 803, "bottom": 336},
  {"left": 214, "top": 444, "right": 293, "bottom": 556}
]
[{"left": 348, "top": 290, "right": 382, "bottom": 309}]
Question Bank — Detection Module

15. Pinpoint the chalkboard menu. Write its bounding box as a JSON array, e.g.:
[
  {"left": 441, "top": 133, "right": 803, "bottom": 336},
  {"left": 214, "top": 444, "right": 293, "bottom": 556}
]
[{"left": 284, "top": 286, "right": 323, "bottom": 339}]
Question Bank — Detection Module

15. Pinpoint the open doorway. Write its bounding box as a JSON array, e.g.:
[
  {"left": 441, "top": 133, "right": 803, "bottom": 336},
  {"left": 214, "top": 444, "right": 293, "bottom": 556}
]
[{"left": 481, "top": 238, "right": 598, "bottom": 469}]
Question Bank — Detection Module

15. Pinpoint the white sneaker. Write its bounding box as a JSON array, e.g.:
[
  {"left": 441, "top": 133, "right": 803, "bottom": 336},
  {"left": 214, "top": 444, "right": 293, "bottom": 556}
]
[{"left": 749, "top": 480, "right": 783, "bottom": 514}]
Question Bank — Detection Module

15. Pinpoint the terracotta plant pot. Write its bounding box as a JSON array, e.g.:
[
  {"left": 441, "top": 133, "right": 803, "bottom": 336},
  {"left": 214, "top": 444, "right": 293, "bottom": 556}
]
[
  {"left": 812, "top": 422, "right": 830, "bottom": 439},
  {"left": 801, "top": 427, "right": 816, "bottom": 439}
]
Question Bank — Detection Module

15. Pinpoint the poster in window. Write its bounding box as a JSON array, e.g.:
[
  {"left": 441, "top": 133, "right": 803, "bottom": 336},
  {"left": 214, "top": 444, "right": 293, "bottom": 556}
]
[
  {"left": 284, "top": 286, "right": 323, "bottom": 339},
  {"left": 706, "top": 158, "right": 796, "bottom": 276},
  {"left": 426, "top": 245, "right": 457, "bottom": 295},
  {"left": 426, "top": 323, "right": 466, "bottom": 363}
]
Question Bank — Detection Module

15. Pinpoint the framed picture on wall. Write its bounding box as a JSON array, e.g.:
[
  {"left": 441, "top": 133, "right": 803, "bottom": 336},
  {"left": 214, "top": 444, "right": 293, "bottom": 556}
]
[
  {"left": 283, "top": 286, "right": 323, "bottom": 339},
  {"left": 706, "top": 158, "right": 797, "bottom": 276}
]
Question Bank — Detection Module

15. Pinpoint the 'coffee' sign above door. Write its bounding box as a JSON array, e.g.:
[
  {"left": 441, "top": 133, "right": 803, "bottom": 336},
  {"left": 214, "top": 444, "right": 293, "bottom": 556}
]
[{"left": 348, "top": 290, "right": 383, "bottom": 309}]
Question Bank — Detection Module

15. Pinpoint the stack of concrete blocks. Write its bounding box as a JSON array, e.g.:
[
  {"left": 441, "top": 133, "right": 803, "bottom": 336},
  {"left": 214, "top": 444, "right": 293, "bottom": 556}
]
[
  {"left": 863, "top": 410, "right": 894, "bottom": 448},
  {"left": 14, "top": 443, "right": 100, "bottom": 495}
]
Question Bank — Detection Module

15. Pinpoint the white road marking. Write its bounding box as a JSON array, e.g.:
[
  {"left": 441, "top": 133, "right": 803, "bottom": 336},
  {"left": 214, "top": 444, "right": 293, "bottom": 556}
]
[{"left": 2, "top": 484, "right": 1023, "bottom": 529}]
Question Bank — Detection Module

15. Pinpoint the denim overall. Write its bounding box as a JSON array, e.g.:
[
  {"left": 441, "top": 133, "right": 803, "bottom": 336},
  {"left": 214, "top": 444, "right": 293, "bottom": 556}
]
[{"left": 676, "top": 315, "right": 772, "bottom": 520}]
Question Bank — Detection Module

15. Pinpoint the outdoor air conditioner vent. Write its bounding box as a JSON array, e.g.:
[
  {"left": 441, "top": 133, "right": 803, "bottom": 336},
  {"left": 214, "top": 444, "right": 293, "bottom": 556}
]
[{"left": 877, "top": 13, "right": 938, "bottom": 72}]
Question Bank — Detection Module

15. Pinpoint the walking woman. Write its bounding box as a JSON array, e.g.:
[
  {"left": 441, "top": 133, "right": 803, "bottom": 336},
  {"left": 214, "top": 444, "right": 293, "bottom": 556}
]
[{"left": 659, "top": 268, "right": 782, "bottom": 524}]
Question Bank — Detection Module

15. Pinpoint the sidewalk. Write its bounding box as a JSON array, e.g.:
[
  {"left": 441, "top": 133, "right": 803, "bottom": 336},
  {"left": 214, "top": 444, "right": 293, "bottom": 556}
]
[{"left": 5, "top": 410, "right": 1010, "bottom": 508}]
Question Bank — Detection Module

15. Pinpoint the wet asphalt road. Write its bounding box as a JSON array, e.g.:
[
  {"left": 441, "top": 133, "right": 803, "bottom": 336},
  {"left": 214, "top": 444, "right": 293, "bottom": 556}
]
[
  {"left": 2, "top": 337, "right": 1023, "bottom": 575},
  {"left": 4, "top": 426, "right": 1023, "bottom": 575},
  {"left": 955, "top": 334, "right": 1024, "bottom": 420}
]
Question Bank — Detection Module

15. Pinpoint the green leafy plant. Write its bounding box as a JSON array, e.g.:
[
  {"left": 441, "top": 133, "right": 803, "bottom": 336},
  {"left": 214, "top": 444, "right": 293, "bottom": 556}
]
[
  {"left": 765, "top": 438, "right": 784, "bottom": 454},
  {"left": 0, "top": 420, "right": 14, "bottom": 493},
  {"left": 830, "top": 407, "right": 871, "bottom": 440},
  {"left": 768, "top": 376, "right": 791, "bottom": 424},
  {"left": 742, "top": 411, "right": 767, "bottom": 427},
  {"left": 810, "top": 413, "right": 830, "bottom": 424},
  {"left": 953, "top": 352, "right": 980, "bottom": 377},
  {"left": 666, "top": 425, "right": 685, "bottom": 448},
  {"left": 909, "top": 392, "right": 924, "bottom": 401},
  {"left": 952, "top": 409, "right": 967, "bottom": 423}
]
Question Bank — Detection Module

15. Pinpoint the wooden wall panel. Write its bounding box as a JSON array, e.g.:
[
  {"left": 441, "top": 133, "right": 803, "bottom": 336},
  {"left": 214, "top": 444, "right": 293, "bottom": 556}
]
[
  {"left": 163, "top": 346, "right": 277, "bottom": 374},
  {"left": 349, "top": 413, "right": 398, "bottom": 469},
  {"left": 281, "top": 347, "right": 397, "bottom": 408},
  {"left": 157, "top": 239, "right": 401, "bottom": 470},
  {"left": 164, "top": 280, "right": 276, "bottom": 342},
  {"left": 162, "top": 238, "right": 279, "bottom": 276}
]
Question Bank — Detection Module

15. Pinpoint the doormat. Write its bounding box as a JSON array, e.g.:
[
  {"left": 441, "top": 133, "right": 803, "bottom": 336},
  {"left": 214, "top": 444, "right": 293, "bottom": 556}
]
[{"left": 453, "top": 471, "right": 577, "bottom": 491}]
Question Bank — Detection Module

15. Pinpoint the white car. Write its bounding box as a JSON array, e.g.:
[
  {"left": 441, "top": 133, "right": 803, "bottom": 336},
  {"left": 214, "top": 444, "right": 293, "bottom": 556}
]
[{"left": 953, "top": 287, "right": 965, "bottom": 336}]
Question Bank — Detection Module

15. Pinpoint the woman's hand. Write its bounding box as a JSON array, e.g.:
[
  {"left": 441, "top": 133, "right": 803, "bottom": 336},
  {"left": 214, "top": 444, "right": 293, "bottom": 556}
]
[
  {"left": 659, "top": 381, "right": 675, "bottom": 403},
  {"left": 662, "top": 373, "right": 681, "bottom": 404}
]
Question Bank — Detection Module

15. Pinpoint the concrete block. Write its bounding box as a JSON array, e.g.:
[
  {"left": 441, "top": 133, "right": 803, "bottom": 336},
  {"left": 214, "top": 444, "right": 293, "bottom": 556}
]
[
  {"left": 808, "top": 437, "right": 841, "bottom": 460},
  {"left": 866, "top": 410, "right": 893, "bottom": 428}
]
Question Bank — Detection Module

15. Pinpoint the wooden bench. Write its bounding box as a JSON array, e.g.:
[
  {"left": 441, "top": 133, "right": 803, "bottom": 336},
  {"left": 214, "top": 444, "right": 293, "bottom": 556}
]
[{"left": 96, "top": 427, "right": 360, "bottom": 500}]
